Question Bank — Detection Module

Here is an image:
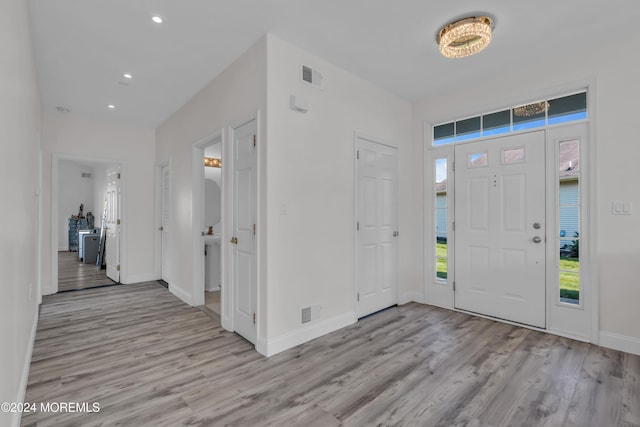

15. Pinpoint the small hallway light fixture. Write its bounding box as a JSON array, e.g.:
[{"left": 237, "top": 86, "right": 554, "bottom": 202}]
[
  {"left": 204, "top": 157, "right": 222, "bottom": 168},
  {"left": 437, "top": 16, "right": 494, "bottom": 59}
]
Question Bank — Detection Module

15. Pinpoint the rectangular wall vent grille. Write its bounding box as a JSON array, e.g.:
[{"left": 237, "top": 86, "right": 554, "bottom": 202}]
[
  {"left": 302, "top": 66, "right": 313, "bottom": 84},
  {"left": 301, "top": 65, "right": 323, "bottom": 89},
  {"left": 301, "top": 307, "right": 312, "bottom": 324}
]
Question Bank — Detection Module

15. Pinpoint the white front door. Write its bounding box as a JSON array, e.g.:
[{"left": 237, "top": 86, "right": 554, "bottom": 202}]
[
  {"left": 454, "top": 131, "right": 546, "bottom": 328},
  {"left": 160, "top": 165, "right": 170, "bottom": 282},
  {"left": 231, "top": 119, "right": 257, "bottom": 344},
  {"left": 356, "top": 137, "right": 399, "bottom": 318},
  {"left": 106, "top": 167, "right": 121, "bottom": 283}
]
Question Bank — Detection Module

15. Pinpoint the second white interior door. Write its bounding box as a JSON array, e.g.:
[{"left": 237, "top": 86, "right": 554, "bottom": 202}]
[
  {"left": 454, "top": 131, "right": 546, "bottom": 328},
  {"left": 231, "top": 119, "right": 257, "bottom": 344},
  {"left": 356, "top": 137, "right": 398, "bottom": 318}
]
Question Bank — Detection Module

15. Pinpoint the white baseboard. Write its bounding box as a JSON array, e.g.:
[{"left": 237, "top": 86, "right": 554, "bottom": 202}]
[
  {"left": 599, "top": 331, "right": 640, "bottom": 356},
  {"left": 169, "top": 283, "right": 194, "bottom": 306},
  {"left": 258, "top": 311, "right": 357, "bottom": 357},
  {"left": 121, "top": 273, "right": 156, "bottom": 284},
  {"left": 399, "top": 292, "right": 424, "bottom": 305},
  {"left": 13, "top": 307, "right": 39, "bottom": 427}
]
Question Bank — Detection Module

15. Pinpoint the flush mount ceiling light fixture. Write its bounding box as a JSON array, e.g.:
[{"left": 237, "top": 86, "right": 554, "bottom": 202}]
[
  {"left": 204, "top": 157, "right": 222, "bottom": 168},
  {"left": 513, "top": 101, "right": 550, "bottom": 117},
  {"left": 437, "top": 16, "right": 493, "bottom": 59}
]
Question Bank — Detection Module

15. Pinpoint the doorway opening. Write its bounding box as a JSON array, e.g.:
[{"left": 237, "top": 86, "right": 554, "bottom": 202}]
[
  {"left": 203, "top": 137, "right": 223, "bottom": 321},
  {"left": 52, "top": 156, "right": 122, "bottom": 293}
]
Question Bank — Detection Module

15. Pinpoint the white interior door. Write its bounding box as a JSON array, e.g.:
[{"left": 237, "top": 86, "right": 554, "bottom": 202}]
[
  {"left": 454, "top": 131, "right": 546, "bottom": 328},
  {"left": 231, "top": 119, "right": 257, "bottom": 344},
  {"left": 160, "top": 165, "right": 170, "bottom": 282},
  {"left": 356, "top": 137, "right": 399, "bottom": 318},
  {"left": 106, "top": 167, "right": 121, "bottom": 282}
]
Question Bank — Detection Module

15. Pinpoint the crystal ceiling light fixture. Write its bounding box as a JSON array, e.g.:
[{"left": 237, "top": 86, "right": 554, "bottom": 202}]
[
  {"left": 513, "top": 101, "right": 550, "bottom": 117},
  {"left": 204, "top": 157, "right": 222, "bottom": 168},
  {"left": 437, "top": 16, "right": 494, "bottom": 59}
]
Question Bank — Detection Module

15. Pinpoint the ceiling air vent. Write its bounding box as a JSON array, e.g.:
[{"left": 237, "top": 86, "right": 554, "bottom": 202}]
[{"left": 301, "top": 65, "right": 323, "bottom": 89}]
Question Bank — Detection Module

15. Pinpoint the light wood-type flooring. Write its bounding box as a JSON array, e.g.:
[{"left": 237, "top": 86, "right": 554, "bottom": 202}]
[
  {"left": 57, "top": 251, "right": 116, "bottom": 292},
  {"left": 23, "top": 283, "right": 640, "bottom": 426}
]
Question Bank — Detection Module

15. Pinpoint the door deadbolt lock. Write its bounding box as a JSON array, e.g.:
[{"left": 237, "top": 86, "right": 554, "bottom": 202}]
[
  {"left": 532, "top": 222, "right": 541, "bottom": 229},
  {"left": 393, "top": 231, "right": 399, "bottom": 237},
  {"left": 532, "top": 236, "right": 542, "bottom": 243},
  {"left": 159, "top": 226, "right": 164, "bottom": 231}
]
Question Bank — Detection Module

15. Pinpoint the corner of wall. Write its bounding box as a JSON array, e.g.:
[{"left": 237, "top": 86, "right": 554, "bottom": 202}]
[
  {"left": 599, "top": 331, "right": 640, "bottom": 356},
  {"left": 12, "top": 308, "right": 39, "bottom": 427},
  {"left": 169, "top": 283, "right": 195, "bottom": 307},
  {"left": 259, "top": 311, "right": 357, "bottom": 357}
]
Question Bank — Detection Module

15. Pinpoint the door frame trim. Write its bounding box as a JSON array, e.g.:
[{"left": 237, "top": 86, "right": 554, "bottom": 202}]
[
  {"left": 50, "top": 153, "right": 125, "bottom": 294},
  {"left": 353, "top": 132, "right": 400, "bottom": 318}
]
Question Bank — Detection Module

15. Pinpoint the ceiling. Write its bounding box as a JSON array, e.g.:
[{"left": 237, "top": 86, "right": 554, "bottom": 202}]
[{"left": 28, "top": 0, "right": 637, "bottom": 128}]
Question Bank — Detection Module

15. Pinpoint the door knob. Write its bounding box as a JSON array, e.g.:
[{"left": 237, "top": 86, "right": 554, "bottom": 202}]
[
  {"left": 159, "top": 226, "right": 163, "bottom": 231},
  {"left": 230, "top": 237, "right": 238, "bottom": 244},
  {"left": 532, "top": 236, "right": 542, "bottom": 243},
  {"left": 393, "top": 231, "right": 399, "bottom": 237}
]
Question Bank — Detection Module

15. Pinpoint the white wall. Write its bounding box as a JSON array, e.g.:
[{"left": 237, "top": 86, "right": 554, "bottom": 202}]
[
  {"left": 40, "top": 111, "right": 156, "bottom": 291},
  {"left": 0, "top": 0, "right": 41, "bottom": 425},
  {"left": 413, "top": 35, "right": 640, "bottom": 354},
  {"left": 57, "top": 160, "right": 94, "bottom": 250},
  {"left": 155, "top": 37, "right": 267, "bottom": 311},
  {"left": 263, "top": 35, "right": 414, "bottom": 354}
]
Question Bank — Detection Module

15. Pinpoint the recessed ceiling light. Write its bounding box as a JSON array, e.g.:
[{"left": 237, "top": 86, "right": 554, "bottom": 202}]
[
  {"left": 123, "top": 73, "right": 132, "bottom": 79},
  {"left": 107, "top": 104, "right": 116, "bottom": 109},
  {"left": 151, "top": 16, "right": 163, "bottom": 24}
]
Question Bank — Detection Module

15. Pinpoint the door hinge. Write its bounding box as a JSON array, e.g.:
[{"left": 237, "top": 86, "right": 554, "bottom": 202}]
[
  {"left": 452, "top": 162, "right": 455, "bottom": 172},
  {"left": 453, "top": 281, "right": 455, "bottom": 291},
  {"left": 253, "top": 134, "right": 256, "bottom": 147},
  {"left": 117, "top": 172, "right": 121, "bottom": 179},
  {"left": 452, "top": 221, "right": 455, "bottom": 231},
  {"left": 357, "top": 292, "right": 360, "bottom": 302},
  {"left": 253, "top": 224, "right": 256, "bottom": 235},
  {"left": 117, "top": 219, "right": 121, "bottom": 225},
  {"left": 117, "top": 265, "right": 120, "bottom": 271},
  {"left": 357, "top": 221, "right": 359, "bottom": 231},
  {"left": 253, "top": 313, "right": 256, "bottom": 324},
  {"left": 357, "top": 150, "right": 359, "bottom": 160}
]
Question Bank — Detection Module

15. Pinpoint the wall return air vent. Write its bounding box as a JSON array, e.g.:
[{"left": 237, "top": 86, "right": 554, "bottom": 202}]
[{"left": 301, "top": 65, "right": 323, "bottom": 89}]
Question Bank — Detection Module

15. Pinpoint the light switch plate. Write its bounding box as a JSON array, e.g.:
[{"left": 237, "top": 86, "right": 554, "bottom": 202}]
[{"left": 612, "top": 201, "right": 632, "bottom": 215}]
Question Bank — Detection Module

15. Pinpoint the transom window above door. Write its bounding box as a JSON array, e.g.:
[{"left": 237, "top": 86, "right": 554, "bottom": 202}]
[{"left": 433, "top": 91, "right": 587, "bottom": 146}]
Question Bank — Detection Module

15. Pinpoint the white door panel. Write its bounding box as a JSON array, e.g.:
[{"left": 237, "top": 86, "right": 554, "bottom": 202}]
[
  {"left": 232, "top": 119, "right": 257, "bottom": 344},
  {"left": 160, "top": 165, "right": 170, "bottom": 282},
  {"left": 357, "top": 138, "right": 398, "bottom": 318},
  {"left": 455, "top": 131, "right": 546, "bottom": 328},
  {"left": 106, "top": 167, "right": 120, "bottom": 282}
]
